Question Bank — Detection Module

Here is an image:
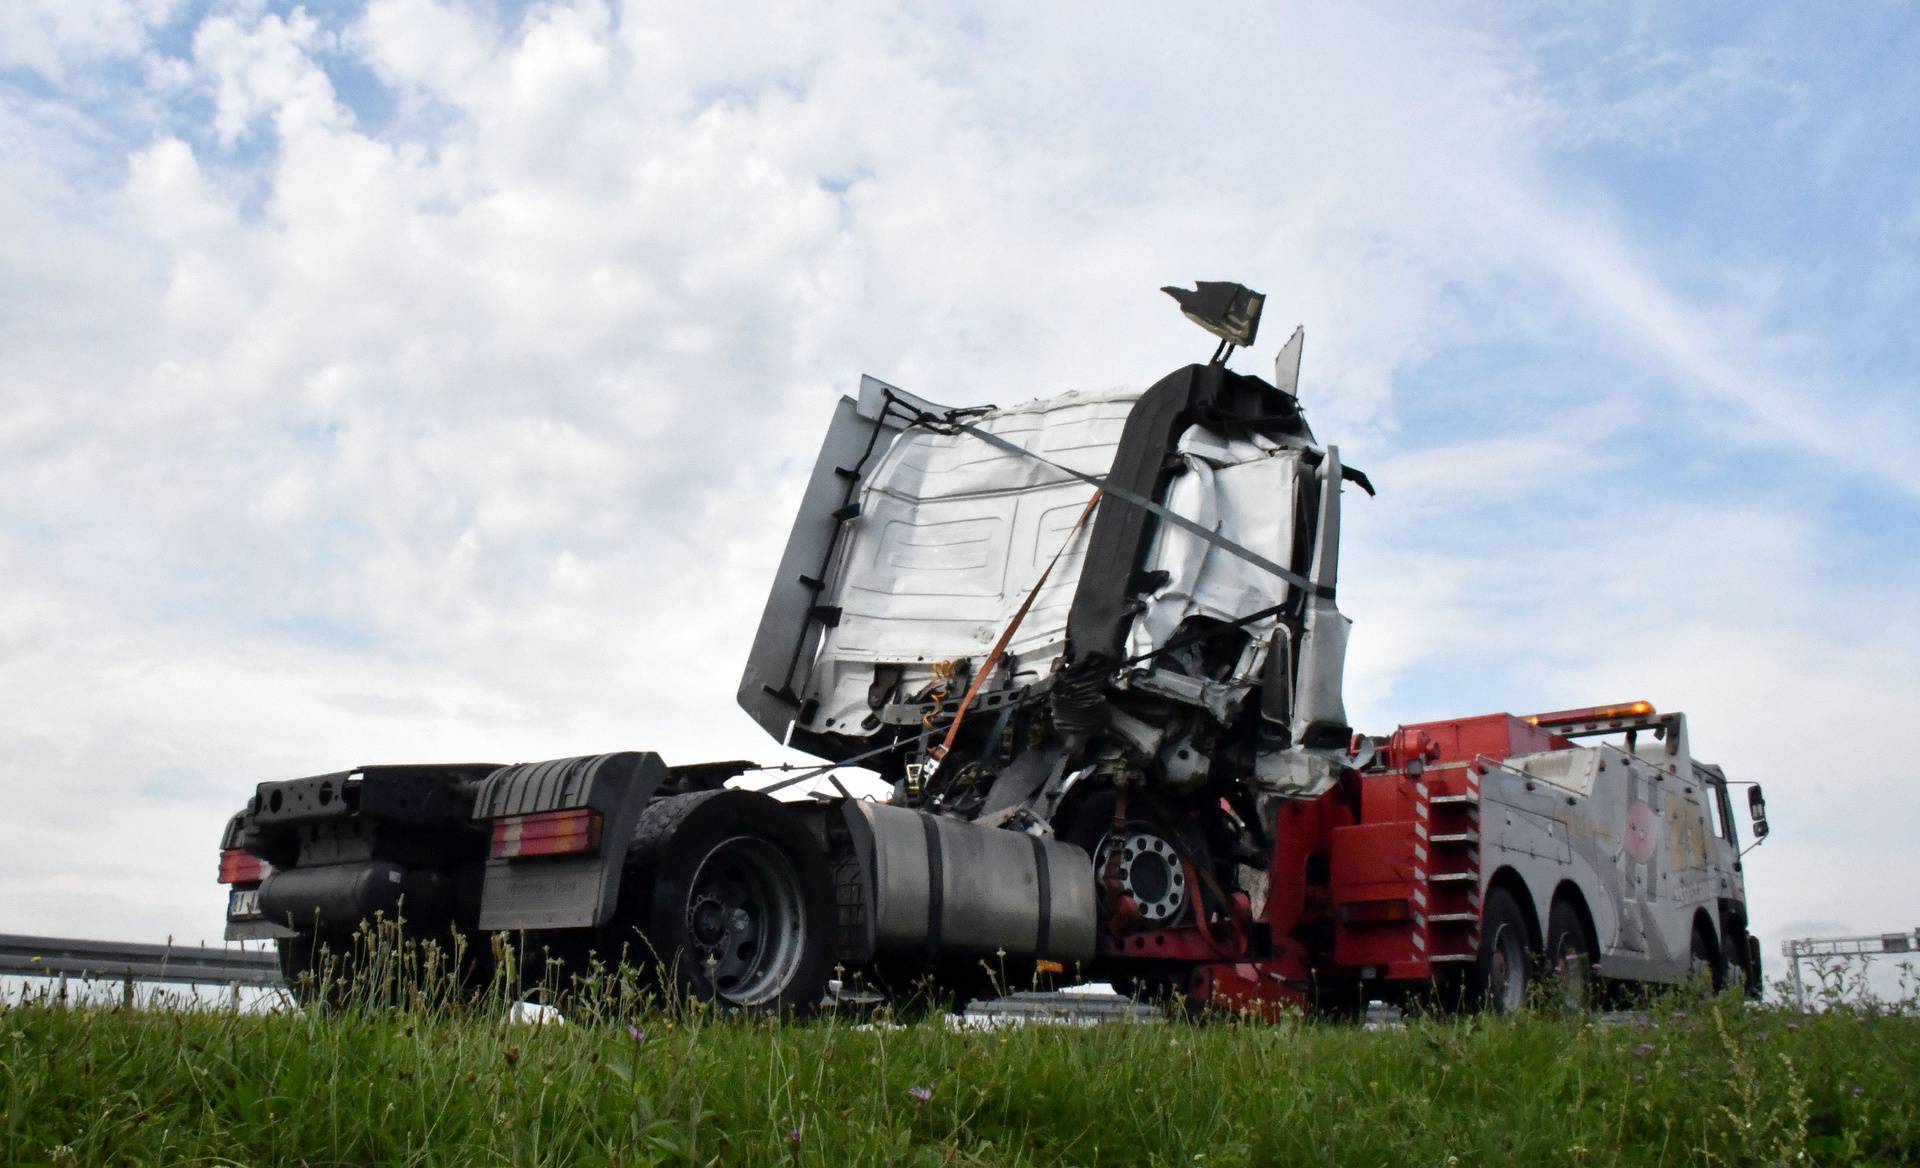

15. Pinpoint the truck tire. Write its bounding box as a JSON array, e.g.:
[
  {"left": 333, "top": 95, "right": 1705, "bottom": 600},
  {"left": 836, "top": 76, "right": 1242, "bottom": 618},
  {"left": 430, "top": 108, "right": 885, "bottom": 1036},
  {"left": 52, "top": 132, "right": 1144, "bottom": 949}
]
[
  {"left": 1477, "top": 886, "right": 1533, "bottom": 1013},
  {"left": 625, "top": 790, "right": 833, "bottom": 1015},
  {"left": 1688, "top": 920, "right": 1726, "bottom": 992},
  {"left": 1545, "top": 898, "right": 1596, "bottom": 1011}
]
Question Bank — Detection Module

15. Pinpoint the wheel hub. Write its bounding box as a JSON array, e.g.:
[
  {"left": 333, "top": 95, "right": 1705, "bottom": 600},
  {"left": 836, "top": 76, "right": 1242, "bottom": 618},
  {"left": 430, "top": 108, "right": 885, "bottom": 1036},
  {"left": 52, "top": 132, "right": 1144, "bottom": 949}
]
[{"left": 1096, "top": 829, "right": 1189, "bottom": 924}]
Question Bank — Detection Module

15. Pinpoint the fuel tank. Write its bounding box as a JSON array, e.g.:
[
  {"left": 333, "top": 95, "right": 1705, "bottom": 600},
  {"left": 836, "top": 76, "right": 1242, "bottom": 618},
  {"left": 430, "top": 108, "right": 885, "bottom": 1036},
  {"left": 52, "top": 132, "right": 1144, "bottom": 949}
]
[{"left": 851, "top": 802, "right": 1097, "bottom": 962}]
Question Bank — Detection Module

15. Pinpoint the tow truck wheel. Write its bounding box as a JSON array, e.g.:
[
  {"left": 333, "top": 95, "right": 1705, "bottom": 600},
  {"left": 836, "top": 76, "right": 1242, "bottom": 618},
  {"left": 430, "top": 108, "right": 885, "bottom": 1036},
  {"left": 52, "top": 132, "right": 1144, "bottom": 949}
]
[
  {"left": 1688, "top": 920, "right": 1726, "bottom": 992},
  {"left": 1477, "top": 886, "right": 1533, "bottom": 1013},
  {"left": 626, "top": 791, "right": 833, "bottom": 1015},
  {"left": 1545, "top": 898, "right": 1597, "bottom": 1011}
]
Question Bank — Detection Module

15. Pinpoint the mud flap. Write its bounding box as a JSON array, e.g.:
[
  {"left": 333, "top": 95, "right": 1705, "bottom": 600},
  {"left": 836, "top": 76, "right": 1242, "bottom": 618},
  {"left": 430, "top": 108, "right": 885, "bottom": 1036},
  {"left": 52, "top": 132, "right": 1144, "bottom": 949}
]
[{"left": 474, "top": 752, "right": 669, "bottom": 930}]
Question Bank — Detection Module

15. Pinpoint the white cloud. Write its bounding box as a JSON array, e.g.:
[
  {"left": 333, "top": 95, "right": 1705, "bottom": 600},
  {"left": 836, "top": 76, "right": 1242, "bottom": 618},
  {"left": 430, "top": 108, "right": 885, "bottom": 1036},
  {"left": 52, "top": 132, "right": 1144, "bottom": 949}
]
[{"left": 0, "top": 0, "right": 181, "bottom": 81}]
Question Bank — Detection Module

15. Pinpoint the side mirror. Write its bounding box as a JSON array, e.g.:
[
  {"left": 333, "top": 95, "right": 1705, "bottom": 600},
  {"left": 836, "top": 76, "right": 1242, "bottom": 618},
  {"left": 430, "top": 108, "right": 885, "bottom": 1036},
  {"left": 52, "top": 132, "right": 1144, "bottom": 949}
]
[{"left": 1747, "top": 785, "right": 1770, "bottom": 840}]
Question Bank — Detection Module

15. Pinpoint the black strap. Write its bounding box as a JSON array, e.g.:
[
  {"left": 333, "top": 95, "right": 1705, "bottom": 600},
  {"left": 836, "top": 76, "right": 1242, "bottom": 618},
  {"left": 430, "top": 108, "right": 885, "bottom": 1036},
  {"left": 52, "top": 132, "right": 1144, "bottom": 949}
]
[
  {"left": 920, "top": 812, "right": 944, "bottom": 951},
  {"left": 1027, "top": 834, "right": 1053, "bottom": 955},
  {"left": 935, "top": 415, "right": 1332, "bottom": 600}
]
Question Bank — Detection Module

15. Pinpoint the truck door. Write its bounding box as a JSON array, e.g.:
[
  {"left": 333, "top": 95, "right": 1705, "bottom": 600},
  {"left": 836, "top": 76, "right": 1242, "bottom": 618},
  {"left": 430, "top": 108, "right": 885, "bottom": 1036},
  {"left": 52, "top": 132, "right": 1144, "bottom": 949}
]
[
  {"left": 1613, "top": 753, "right": 1658, "bottom": 956},
  {"left": 1699, "top": 766, "right": 1743, "bottom": 902},
  {"left": 1662, "top": 770, "right": 1715, "bottom": 909}
]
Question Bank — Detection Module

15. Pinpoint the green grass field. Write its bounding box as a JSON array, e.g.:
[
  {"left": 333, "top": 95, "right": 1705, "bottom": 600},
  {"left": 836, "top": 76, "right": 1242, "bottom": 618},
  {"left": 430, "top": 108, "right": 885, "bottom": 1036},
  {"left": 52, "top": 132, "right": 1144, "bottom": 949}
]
[{"left": 5, "top": 972, "right": 1917, "bottom": 1168}]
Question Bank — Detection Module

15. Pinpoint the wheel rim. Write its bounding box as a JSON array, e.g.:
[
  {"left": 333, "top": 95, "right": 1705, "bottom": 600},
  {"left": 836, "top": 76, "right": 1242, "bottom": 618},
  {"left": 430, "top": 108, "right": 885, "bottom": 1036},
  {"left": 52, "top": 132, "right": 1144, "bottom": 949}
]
[
  {"left": 681, "top": 835, "right": 807, "bottom": 1006},
  {"left": 1489, "top": 924, "right": 1528, "bottom": 1011},
  {"left": 1556, "top": 935, "right": 1591, "bottom": 1006}
]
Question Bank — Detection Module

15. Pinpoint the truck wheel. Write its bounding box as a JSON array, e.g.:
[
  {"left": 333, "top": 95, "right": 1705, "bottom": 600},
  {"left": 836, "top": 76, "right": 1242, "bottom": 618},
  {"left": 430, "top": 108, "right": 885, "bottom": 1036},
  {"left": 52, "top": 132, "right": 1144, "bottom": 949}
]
[
  {"left": 1688, "top": 920, "right": 1726, "bottom": 992},
  {"left": 1545, "top": 898, "right": 1596, "bottom": 1011},
  {"left": 1477, "top": 886, "right": 1533, "bottom": 1013},
  {"left": 629, "top": 791, "right": 833, "bottom": 1015}
]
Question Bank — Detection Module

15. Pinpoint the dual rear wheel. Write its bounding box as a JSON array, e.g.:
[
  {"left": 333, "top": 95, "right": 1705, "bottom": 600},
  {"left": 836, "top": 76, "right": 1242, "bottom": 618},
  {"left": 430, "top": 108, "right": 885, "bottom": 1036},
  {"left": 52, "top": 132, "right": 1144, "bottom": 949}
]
[{"left": 1474, "top": 888, "right": 1595, "bottom": 1013}]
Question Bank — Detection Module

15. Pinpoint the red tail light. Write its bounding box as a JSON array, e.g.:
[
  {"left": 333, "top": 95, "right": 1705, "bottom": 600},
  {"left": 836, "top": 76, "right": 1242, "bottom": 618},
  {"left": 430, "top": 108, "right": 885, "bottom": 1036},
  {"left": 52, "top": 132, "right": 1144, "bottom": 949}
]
[
  {"left": 218, "top": 849, "right": 267, "bottom": 884},
  {"left": 491, "top": 808, "right": 603, "bottom": 860}
]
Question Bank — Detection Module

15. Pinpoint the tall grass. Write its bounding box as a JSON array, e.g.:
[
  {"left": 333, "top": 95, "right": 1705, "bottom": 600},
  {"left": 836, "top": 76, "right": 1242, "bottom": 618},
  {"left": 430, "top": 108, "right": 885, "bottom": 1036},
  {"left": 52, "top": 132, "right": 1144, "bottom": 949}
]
[{"left": 3, "top": 933, "right": 1916, "bottom": 1167}]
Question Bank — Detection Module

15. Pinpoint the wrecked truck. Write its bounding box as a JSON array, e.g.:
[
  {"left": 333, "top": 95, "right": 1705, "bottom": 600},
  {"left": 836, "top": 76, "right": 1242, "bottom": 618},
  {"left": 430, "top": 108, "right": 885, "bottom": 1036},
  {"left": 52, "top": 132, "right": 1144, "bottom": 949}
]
[{"left": 219, "top": 282, "right": 1766, "bottom": 1014}]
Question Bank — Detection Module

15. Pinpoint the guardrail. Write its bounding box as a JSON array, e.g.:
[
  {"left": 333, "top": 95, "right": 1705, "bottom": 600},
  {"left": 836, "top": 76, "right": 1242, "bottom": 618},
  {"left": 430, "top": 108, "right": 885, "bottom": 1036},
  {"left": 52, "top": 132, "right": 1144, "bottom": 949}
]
[
  {"left": 0, "top": 933, "right": 282, "bottom": 992},
  {"left": 0, "top": 933, "right": 1166, "bottom": 1021}
]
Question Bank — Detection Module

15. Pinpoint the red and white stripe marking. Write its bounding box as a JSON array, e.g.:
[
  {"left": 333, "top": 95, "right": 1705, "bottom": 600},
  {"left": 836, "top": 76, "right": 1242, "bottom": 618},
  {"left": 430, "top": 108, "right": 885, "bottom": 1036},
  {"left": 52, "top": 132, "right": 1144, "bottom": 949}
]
[{"left": 1411, "top": 777, "right": 1431, "bottom": 956}]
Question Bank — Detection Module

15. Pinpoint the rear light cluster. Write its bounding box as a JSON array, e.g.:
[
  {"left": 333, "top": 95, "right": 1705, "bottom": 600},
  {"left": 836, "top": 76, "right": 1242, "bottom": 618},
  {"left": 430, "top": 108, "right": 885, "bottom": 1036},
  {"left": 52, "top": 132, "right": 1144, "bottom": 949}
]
[
  {"left": 491, "top": 808, "right": 603, "bottom": 860},
  {"left": 217, "top": 849, "right": 269, "bottom": 885}
]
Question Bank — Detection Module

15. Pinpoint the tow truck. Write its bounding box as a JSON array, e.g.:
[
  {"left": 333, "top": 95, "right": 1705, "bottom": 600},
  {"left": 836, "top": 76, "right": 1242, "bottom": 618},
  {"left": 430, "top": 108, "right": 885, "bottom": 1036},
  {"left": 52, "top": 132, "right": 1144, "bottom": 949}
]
[{"left": 218, "top": 282, "right": 1767, "bottom": 1014}]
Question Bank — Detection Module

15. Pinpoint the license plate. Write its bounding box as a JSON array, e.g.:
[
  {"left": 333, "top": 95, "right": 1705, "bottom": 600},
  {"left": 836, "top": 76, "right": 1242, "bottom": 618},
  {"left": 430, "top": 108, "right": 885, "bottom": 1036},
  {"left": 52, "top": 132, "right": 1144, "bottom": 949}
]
[{"left": 227, "top": 887, "right": 262, "bottom": 920}]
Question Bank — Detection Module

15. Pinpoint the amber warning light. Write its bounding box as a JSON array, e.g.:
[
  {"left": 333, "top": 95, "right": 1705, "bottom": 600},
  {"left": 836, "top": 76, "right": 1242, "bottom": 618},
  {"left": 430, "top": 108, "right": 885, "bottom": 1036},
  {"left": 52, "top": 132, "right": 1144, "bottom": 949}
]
[{"left": 1525, "top": 700, "right": 1656, "bottom": 728}]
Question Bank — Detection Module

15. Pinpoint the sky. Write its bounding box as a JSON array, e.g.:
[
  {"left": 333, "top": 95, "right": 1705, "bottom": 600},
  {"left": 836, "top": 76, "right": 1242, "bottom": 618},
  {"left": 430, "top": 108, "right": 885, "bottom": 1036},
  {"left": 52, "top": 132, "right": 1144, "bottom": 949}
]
[{"left": 2, "top": 0, "right": 1916, "bottom": 998}]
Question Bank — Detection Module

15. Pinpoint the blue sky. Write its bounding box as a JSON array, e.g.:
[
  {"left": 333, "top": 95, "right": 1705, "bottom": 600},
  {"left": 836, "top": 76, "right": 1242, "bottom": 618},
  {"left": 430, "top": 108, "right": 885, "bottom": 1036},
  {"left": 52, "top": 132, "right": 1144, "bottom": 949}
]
[{"left": 1, "top": 0, "right": 1915, "bottom": 994}]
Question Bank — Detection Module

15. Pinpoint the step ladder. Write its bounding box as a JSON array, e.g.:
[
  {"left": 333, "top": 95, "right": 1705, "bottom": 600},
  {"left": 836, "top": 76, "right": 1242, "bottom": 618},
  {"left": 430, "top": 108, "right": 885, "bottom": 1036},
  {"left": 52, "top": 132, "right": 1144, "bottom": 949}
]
[{"left": 1411, "top": 766, "right": 1482, "bottom": 968}]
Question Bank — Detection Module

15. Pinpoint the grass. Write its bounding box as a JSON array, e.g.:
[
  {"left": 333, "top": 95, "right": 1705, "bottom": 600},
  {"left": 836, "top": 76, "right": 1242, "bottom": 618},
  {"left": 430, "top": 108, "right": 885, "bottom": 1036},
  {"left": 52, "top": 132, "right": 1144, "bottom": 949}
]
[{"left": 3, "top": 946, "right": 1917, "bottom": 1167}]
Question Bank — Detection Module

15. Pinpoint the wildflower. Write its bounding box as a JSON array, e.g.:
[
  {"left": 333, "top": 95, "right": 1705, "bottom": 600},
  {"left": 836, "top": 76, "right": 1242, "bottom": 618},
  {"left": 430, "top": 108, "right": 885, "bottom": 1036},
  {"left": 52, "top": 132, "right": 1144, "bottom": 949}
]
[
  {"left": 1633, "top": 1073, "right": 1646, "bottom": 1083},
  {"left": 504, "top": 1046, "right": 520, "bottom": 1067},
  {"left": 1670, "top": 1010, "right": 1687, "bottom": 1021},
  {"left": 1852, "top": 1087, "right": 1865, "bottom": 1098},
  {"left": 787, "top": 1125, "right": 803, "bottom": 1147},
  {"left": 1554, "top": 961, "right": 1566, "bottom": 974},
  {"left": 1785, "top": 1022, "right": 1799, "bottom": 1032},
  {"left": 1634, "top": 1043, "right": 1656, "bottom": 1057},
  {"left": 628, "top": 1025, "right": 647, "bottom": 1043},
  {"left": 909, "top": 1085, "right": 933, "bottom": 1106}
]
